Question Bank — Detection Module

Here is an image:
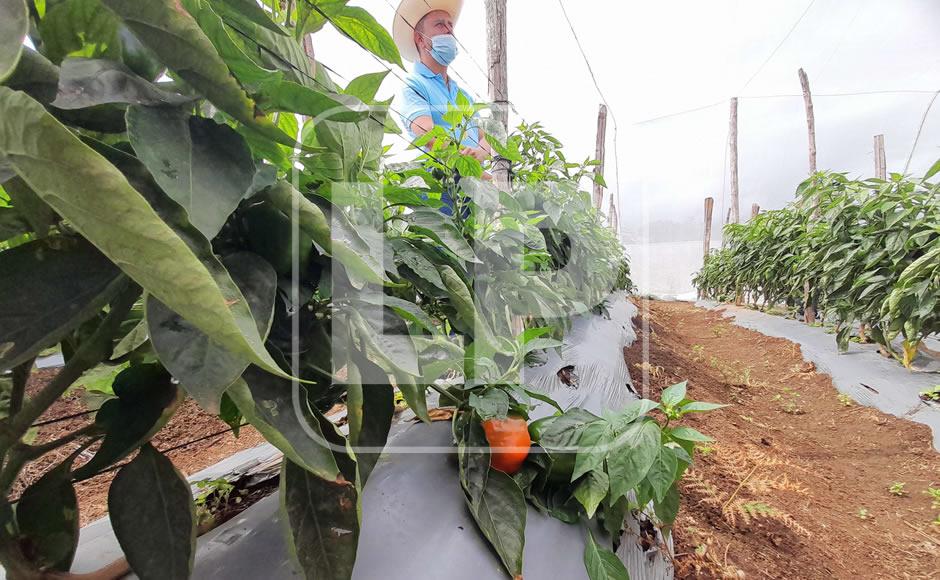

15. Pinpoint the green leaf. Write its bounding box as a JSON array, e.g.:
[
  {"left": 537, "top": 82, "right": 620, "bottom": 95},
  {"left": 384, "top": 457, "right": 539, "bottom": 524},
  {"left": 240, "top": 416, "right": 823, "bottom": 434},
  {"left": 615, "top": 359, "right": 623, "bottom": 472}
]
[
  {"left": 344, "top": 70, "right": 389, "bottom": 102},
  {"left": 345, "top": 349, "right": 394, "bottom": 487},
  {"left": 350, "top": 306, "right": 421, "bottom": 376},
  {"left": 0, "top": 206, "right": 30, "bottom": 240},
  {"left": 3, "top": 176, "right": 58, "bottom": 237},
  {"left": 210, "top": 0, "right": 286, "bottom": 35},
  {"left": 296, "top": 0, "right": 347, "bottom": 36},
  {"left": 469, "top": 388, "right": 510, "bottom": 421},
  {"left": 467, "top": 469, "right": 526, "bottom": 578},
  {"left": 392, "top": 238, "right": 447, "bottom": 290},
  {"left": 280, "top": 459, "right": 359, "bottom": 580},
  {"left": 925, "top": 157, "right": 940, "bottom": 181},
  {"left": 653, "top": 483, "right": 680, "bottom": 525},
  {"left": 0, "top": 238, "right": 122, "bottom": 373},
  {"left": 357, "top": 294, "right": 439, "bottom": 335},
  {"left": 108, "top": 444, "right": 196, "bottom": 580},
  {"left": 407, "top": 208, "right": 478, "bottom": 263},
  {"left": 0, "top": 88, "right": 288, "bottom": 378},
  {"left": 127, "top": 105, "right": 255, "bottom": 239},
  {"left": 660, "top": 381, "right": 687, "bottom": 407},
  {"left": 571, "top": 420, "right": 607, "bottom": 481},
  {"left": 39, "top": 0, "right": 121, "bottom": 64},
  {"left": 51, "top": 58, "right": 191, "bottom": 109},
  {"left": 73, "top": 363, "right": 182, "bottom": 479},
  {"left": 0, "top": 0, "right": 27, "bottom": 82},
  {"left": 330, "top": 6, "right": 403, "bottom": 69},
  {"left": 583, "top": 532, "right": 629, "bottom": 580},
  {"left": 227, "top": 370, "right": 341, "bottom": 481},
  {"left": 645, "top": 446, "right": 679, "bottom": 502},
  {"left": 606, "top": 420, "right": 661, "bottom": 501},
  {"left": 678, "top": 401, "right": 728, "bottom": 414},
  {"left": 16, "top": 463, "right": 79, "bottom": 572},
  {"left": 147, "top": 252, "right": 277, "bottom": 413},
  {"left": 101, "top": 0, "right": 292, "bottom": 146},
  {"left": 668, "top": 426, "right": 713, "bottom": 443},
  {"left": 573, "top": 470, "right": 609, "bottom": 518}
]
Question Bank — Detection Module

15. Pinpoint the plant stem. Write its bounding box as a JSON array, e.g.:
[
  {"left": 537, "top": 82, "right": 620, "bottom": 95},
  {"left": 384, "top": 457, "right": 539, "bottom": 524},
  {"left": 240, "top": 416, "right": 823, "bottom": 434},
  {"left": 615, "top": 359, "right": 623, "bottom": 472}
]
[
  {"left": 0, "top": 281, "right": 138, "bottom": 467},
  {"left": 429, "top": 383, "right": 461, "bottom": 405},
  {"left": 9, "top": 358, "right": 33, "bottom": 417}
]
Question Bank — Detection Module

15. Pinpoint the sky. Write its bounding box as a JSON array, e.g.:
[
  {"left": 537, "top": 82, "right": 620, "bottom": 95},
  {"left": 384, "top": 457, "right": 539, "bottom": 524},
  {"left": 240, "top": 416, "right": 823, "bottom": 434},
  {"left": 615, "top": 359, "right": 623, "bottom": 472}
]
[{"left": 312, "top": 0, "right": 940, "bottom": 246}]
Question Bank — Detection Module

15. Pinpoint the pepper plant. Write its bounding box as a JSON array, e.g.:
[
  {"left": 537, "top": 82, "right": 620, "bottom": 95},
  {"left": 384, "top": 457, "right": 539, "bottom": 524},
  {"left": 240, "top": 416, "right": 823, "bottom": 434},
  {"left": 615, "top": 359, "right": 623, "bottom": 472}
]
[
  {"left": 0, "top": 1, "right": 714, "bottom": 579},
  {"left": 695, "top": 162, "right": 940, "bottom": 367}
]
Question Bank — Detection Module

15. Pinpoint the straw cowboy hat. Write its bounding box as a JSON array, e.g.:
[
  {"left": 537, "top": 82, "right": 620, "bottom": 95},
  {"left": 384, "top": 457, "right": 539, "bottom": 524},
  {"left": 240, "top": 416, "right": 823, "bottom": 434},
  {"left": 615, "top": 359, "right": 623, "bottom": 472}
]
[{"left": 392, "top": 0, "right": 464, "bottom": 63}]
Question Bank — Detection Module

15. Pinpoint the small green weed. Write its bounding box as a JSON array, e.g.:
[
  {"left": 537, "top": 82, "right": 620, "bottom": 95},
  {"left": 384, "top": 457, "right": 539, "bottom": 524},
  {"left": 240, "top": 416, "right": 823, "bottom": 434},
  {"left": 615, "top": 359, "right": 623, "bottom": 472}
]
[{"left": 887, "top": 482, "right": 906, "bottom": 497}]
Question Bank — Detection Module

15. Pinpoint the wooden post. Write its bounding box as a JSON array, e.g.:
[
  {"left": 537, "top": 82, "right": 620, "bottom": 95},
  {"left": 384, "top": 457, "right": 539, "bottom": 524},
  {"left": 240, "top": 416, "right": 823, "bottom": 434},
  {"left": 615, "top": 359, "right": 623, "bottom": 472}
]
[
  {"left": 729, "top": 97, "right": 740, "bottom": 224},
  {"left": 751, "top": 203, "right": 760, "bottom": 219},
  {"left": 592, "top": 104, "right": 608, "bottom": 210},
  {"left": 485, "top": 0, "right": 510, "bottom": 192},
  {"left": 703, "top": 197, "right": 714, "bottom": 259},
  {"left": 607, "top": 196, "right": 619, "bottom": 235},
  {"left": 874, "top": 134, "right": 886, "bottom": 180},
  {"left": 799, "top": 68, "right": 818, "bottom": 323},
  {"left": 798, "top": 68, "right": 817, "bottom": 174}
]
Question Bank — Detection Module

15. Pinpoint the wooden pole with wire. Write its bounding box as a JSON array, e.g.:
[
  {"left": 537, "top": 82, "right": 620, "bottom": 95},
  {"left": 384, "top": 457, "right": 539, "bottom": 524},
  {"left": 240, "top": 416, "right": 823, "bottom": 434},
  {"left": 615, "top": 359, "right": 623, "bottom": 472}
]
[
  {"left": 729, "top": 97, "right": 740, "bottom": 224},
  {"left": 592, "top": 104, "right": 608, "bottom": 210},
  {"left": 799, "top": 68, "right": 818, "bottom": 323},
  {"left": 485, "top": 0, "right": 510, "bottom": 192},
  {"left": 703, "top": 197, "right": 715, "bottom": 259},
  {"left": 874, "top": 134, "right": 886, "bottom": 180}
]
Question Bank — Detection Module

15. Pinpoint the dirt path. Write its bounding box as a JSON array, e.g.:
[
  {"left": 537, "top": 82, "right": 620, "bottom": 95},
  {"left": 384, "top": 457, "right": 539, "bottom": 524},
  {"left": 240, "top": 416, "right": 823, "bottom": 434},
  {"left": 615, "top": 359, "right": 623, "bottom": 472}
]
[{"left": 624, "top": 300, "right": 940, "bottom": 580}]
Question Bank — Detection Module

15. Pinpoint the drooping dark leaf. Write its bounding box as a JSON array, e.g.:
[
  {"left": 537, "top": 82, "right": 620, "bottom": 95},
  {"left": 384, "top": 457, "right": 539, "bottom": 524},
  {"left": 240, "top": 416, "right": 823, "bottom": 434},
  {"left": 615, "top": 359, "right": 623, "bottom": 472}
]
[
  {"left": 407, "top": 208, "right": 478, "bottom": 263},
  {"left": 0, "top": 237, "right": 121, "bottom": 372},
  {"left": 210, "top": 0, "right": 287, "bottom": 35},
  {"left": 653, "top": 483, "right": 680, "bottom": 526},
  {"left": 583, "top": 532, "right": 629, "bottom": 580},
  {"left": 0, "top": 88, "right": 288, "bottom": 377},
  {"left": 345, "top": 348, "right": 394, "bottom": 487},
  {"left": 0, "top": 206, "right": 30, "bottom": 240},
  {"left": 350, "top": 306, "right": 420, "bottom": 376},
  {"left": 51, "top": 58, "right": 191, "bottom": 109},
  {"left": 73, "top": 363, "right": 181, "bottom": 480},
  {"left": 468, "top": 388, "right": 510, "bottom": 421},
  {"left": 280, "top": 459, "right": 359, "bottom": 580},
  {"left": 218, "top": 392, "right": 243, "bottom": 437},
  {"left": 39, "top": 0, "right": 122, "bottom": 64},
  {"left": 3, "top": 176, "right": 58, "bottom": 237},
  {"left": 573, "top": 470, "right": 609, "bottom": 519},
  {"left": 466, "top": 469, "right": 527, "bottom": 579},
  {"left": 3, "top": 47, "right": 60, "bottom": 104},
  {"left": 0, "top": 0, "right": 27, "bottom": 82},
  {"left": 16, "top": 463, "right": 79, "bottom": 572},
  {"left": 147, "top": 252, "right": 277, "bottom": 413},
  {"left": 227, "top": 368, "right": 340, "bottom": 481},
  {"left": 108, "top": 444, "right": 196, "bottom": 580},
  {"left": 100, "top": 0, "right": 293, "bottom": 146},
  {"left": 127, "top": 105, "right": 255, "bottom": 239}
]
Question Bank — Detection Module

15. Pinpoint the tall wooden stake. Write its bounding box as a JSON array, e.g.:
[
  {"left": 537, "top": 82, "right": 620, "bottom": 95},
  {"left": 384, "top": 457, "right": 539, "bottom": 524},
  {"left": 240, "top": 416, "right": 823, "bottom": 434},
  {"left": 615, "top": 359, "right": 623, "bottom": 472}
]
[
  {"left": 729, "top": 98, "right": 740, "bottom": 224},
  {"left": 874, "top": 134, "right": 886, "bottom": 180},
  {"left": 592, "top": 104, "right": 608, "bottom": 210},
  {"left": 485, "top": 0, "right": 510, "bottom": 192},
  {"left": 703, "top": 197, "right": 714, "bottom": 259},
  {"left": 799, "top": 68, "right": 817, "bottom": 174},
  {"left": 799, "top": 68, "right": 818, "bottom": 322},
  {"left": 751, "top": 203, "right": 760, "bottom": 219}
]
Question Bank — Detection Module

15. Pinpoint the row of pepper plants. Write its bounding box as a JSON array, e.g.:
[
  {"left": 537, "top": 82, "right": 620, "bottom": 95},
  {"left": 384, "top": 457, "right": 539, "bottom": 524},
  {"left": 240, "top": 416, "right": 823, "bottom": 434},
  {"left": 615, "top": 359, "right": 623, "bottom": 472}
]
[
  {"left": 0, "top": 1, "right": 721, "bottom": 578},
  {"left": 693, "top": 164, "right": 940, "bottom": 368}
]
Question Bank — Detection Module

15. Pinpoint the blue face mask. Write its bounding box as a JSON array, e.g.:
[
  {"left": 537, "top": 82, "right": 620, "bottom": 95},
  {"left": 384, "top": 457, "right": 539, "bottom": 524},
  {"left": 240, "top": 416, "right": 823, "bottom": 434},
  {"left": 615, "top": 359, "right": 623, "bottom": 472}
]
[{"left": 428, "top": 34, "right": 459, "bottom": 66}]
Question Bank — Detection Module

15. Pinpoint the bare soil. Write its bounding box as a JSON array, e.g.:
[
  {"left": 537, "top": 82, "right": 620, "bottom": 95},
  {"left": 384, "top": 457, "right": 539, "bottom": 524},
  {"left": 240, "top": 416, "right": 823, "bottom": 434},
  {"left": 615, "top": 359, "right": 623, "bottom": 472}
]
[
  {"left": 14, "top": 372, "right": 266, "bottom": 526},
  {"left": 624, "top": 299, "right": 940, "bottom": 580}
]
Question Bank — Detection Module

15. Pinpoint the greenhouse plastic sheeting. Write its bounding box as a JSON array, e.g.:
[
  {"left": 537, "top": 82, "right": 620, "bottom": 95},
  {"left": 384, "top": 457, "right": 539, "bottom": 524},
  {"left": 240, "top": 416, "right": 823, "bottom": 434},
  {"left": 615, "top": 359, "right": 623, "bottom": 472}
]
[{"left": 700, "top": 301, "right": 940, "bottom": 450}]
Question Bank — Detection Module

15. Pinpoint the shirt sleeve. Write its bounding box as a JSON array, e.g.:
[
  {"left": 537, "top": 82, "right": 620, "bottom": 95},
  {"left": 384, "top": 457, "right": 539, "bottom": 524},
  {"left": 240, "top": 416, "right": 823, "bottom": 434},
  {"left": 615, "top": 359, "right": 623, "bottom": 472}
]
[{"left": 400, "top": 82, "right": 432, "bottom": 137}]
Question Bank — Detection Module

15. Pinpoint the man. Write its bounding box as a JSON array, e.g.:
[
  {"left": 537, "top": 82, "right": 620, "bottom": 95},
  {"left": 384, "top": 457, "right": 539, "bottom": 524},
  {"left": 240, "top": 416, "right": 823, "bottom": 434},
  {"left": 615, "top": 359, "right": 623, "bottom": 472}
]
[{"left": 392, "top": 0, "right": 490, "bottom": 164}]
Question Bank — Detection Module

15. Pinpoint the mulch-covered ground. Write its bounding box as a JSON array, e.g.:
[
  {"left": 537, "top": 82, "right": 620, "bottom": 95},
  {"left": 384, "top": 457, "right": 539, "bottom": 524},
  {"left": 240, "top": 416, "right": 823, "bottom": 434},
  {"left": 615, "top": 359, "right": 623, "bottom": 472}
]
[{"left": 625, "top": 299, "right": 940, "bottom": 579}]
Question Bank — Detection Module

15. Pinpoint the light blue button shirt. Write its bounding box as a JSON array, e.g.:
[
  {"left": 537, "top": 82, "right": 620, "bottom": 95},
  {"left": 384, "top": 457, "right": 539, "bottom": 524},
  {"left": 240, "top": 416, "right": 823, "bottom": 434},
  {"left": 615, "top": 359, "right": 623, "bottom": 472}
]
[{"left": 400, "top": 62, "right": 481, "bottom": 148}]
